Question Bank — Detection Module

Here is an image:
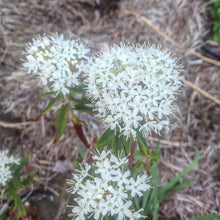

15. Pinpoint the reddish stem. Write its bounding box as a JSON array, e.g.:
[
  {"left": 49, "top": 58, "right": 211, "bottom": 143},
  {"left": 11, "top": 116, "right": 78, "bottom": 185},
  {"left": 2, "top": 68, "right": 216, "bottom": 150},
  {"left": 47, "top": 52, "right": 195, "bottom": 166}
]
[
  {"left": 128, "top": 142, "right": 135, "bottom": 170},
  {"left": 34, "top": 113, "right": 43, "bottom": 121},
  {"left": 53, "top": 130, "right": 58, "bottom": 143}
]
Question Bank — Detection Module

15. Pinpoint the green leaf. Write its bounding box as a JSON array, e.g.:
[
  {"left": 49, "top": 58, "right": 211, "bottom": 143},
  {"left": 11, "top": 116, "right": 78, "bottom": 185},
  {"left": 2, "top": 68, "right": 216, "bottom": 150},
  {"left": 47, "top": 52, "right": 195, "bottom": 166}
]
[
  {"left": 131, "top": 160, "right": 142, "bottom": 177},
  {"left": 141, "top": 188, "right": 151, "bottom": 214},
  {"left": 141, "top": 143, "right": 160, "bottom": 216},
  {"left": 94, "top": 127, "right": 115, "bottom": 148},
  {"left": 112, "top": 131, "right": 121, "bottom": 154},
  {"left": 78, "top": 142, "right": 85, "bottom": 159},
  {"left": 14, "top": 193, "right": 26, "bottom": 217},
  {"left": 31, "top": 75, "right": 39, "bottom": 79},
  {"left": 55, "top": 104, "right": 69, "bottom": 142},
  {"left": 149, "top": 151, "right": 161, "bottom": 167},
  {"left": 69, "top": 85, "right": 87, "bottom": 94},
  {"left": 158, "top": 146, "right": 200, "bottom": 203},
  {"left": 133, "top": 196, "right": 140, "bottom": 210},
  {"left": 21, "top": 172, "right": 35, "bottom": 187},
  {"left": 69, "top": 96, "right": 92, "bottom": 105},
  {"left": 184, "top": 214, "right": 220, "bottom": 220},
  {"left": 169, "top": 178, "right": 194, "bottom": 193},
  {"left": 40, "top": 91, "right": 57, "bottom": 98},
  {"left": 151, "top": 161, "right": 160, "bottom": 220},
  {"left": 42, "top": 97, "right": 58, "bottom": 114},
  {"left": 136, "top": 131, "right": 149, "bottom": 156},
  {"left": 12, "top": 178, "right": 23, "bottom": 189},
  {"left": 13, "top": 157, "right": 28, "bottom": 178},
  {"left": 74, "top": 104, "right": 94, "bottom": 113},
  {"left": 150, "top": 151, "right": 161, "bottom": 160},
  {"left": 159, "top": 178, "right": 195, "bottom": 203},
  {"left": 58, "top": 92, "right": 65, "bottom": 101},
  {"left": 8, "top": 185, "right": 26, "bottom": 217},
  {"left": 122, "top": 136, "right": 134, "bottom": 155}
]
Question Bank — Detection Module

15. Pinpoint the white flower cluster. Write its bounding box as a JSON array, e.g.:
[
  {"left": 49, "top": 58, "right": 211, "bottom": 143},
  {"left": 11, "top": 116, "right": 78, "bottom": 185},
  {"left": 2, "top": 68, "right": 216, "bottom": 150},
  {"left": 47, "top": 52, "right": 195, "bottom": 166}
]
[
  {"left": 67, "top": 149, "right": 150, "bottom": 220},
  {"left": 23, "top": 34, "right": 90, "bottom": 96},
  {"left": 0, "top": 150, "right": 20, "bottom": 186},
  {"left": 86, "top": 44, "right": 182, "bottom": 138}
]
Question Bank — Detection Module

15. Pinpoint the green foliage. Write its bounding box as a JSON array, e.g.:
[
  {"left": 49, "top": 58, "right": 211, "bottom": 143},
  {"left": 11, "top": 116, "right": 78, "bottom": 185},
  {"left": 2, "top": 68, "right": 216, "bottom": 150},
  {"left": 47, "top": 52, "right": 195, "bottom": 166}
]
[
  {"left": 39, "top": 91, "right": 57, "bottom": 98},
  {"left": 2, "top": 157, "right": 35, "bottom": 219},
  {"left": 38, "top": 85, "right": 94, "bottom": 143},
  {"left": 210, "top": 0, "right": 220, "bottom": 41},
  {"left": 74, "top": 104, "right": 94, "bottom": 114},
  {"left": 69, "top": 85, "right": 87, "bottom": 94},
  {"left": 136, "top": 130, "right": 150, "bottom": 156},
  {"left": 78, "top": 142, "right": 86, "bottom": 159},
  {"left": 95, "top": 127, "right": 161, "bottom": 173},
  {"left": 55, "top": 104, "right": 69, "bottom": 142},
  {"left": 42, "top": 96, "right": 59, "bottom": 114},
  {"left": 185, "top": 214, "right": 220, "bottom": 220},
  {"left": 137, "top": 145, "right": 220, "bottom": 219},
  {"left": 140, "top": 146, "right": 200, "bottom": 219},
  {"left": 94, "top": 127, "right": 115, "bottom": 148}
]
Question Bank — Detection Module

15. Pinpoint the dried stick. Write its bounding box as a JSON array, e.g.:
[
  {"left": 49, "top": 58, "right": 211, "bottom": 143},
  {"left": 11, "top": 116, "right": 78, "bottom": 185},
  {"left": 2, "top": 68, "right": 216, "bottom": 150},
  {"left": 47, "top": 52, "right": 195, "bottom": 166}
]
[
  {"left": 148, "top": 136, "right": 189, "bottom": 147},
  {"left": 179, "top": 77, "right": 220, "bottom": 106},
  {"left": 0, "top": 121, "right": 37, "bottom": 129},
  {"left": 125, "top": 9, "right": 220, "bottom": 67}
]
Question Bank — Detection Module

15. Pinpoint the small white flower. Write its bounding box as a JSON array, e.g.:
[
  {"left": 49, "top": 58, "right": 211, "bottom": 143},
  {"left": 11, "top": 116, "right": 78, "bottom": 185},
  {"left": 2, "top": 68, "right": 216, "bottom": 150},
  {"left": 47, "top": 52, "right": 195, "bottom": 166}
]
[
  {"left": 67, "top": 149, "right": 150, "bottom": 219},
  {"left": 0, "top": 150, "right": 20, "bottom": 187},
  {"left": 23, "top": 34, "right": 90, "bottom": 97},
  {"left": 126, "top": 175, "right": 151, "bottom": 197},
  {"left": 86, "top": 44, "right": 182, "bottom": 138}
]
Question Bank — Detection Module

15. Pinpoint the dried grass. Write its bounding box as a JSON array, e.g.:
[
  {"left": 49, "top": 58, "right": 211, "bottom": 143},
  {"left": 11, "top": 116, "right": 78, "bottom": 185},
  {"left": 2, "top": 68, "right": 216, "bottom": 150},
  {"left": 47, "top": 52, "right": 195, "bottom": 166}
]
[{"left": 0, "top": 0, "right": 220, "bottom": 219}]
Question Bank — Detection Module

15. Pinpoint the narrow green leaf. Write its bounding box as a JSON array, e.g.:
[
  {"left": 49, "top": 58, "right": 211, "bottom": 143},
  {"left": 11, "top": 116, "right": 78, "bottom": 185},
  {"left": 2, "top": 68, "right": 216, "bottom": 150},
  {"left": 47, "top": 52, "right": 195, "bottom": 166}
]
[
  {"left": 40, "top": 91, "right": 57, "bottom": 98},
  {"left": 159, "top": 178, "right": 195, "bottom": 203},
  {"left": 169, "top": 178, "right": 194, "bottom": 193},
  {"left": 112, "top": 132, "right": 121, "bottom": 154},
  {"left": 74, "top": 104, "right": 94, "bottom": 113},
  {"left": 184, "top": 214, "right": 220, "bottom": 220},
  {"left": 58, "top": 92, "right": 65, "bottom": 101},
  {"left": 13, "top": 178, "right": 23, "bottom": 189},
  {"left": 151, "top": 162, "right": 160, "bottom": 220},
  {"left": 94, "top": 127, "right": 115, "bottom": 148},
  {"left": 69, "top": 96, "right": 92, "bottom": 105},
  {"left": 159, "top": 146, "right": 200, "bottom": 203},
  {"left": 122, "top": 136, "right": 134, "bottom": 155},
  {"left": 13, "top": 157, "right": 28, "bottom": 178},
  {"left": 136, "top": 131, "right": 149, "bottom": 156},
  {"left": 31, "top": 75, "right": 39, "bottom": 79},
  {"left": 8, "top": 186, "right": 26, "bottom": 217},
  {"left": 131, "top": 160, "right": 142, "bottom": 177},
  {"left": 55, "top": 104, "right": 69, "bottom": 142},
  {"left": 153, "top": 189, "right": 158, "bottom": 220},
  {"left": 15, "top": 194, "right": 26, "bottom": 217},
  {"left": 149, "top": 151, "right": 161, "bottom": 168},
  {"left": 150, "top": 151, "right": 161, "bottom": 160},
  {"left": 70, "top": 85, "right": 87, "bottom": 94},
  {"left": 42, "top": 97, "right": 58, "bottom": 114},
  {"left": 78, "top": 142, "right": 85, "bottom": 159},
  {"left": 21, "top": 173, "right": 35, "bottom": 187},
  {"left": 134, "top": 195, "right": 140, "bottom": 210},
  {"left": 141, "top": 188, "right": 151, "bottom": 214}
]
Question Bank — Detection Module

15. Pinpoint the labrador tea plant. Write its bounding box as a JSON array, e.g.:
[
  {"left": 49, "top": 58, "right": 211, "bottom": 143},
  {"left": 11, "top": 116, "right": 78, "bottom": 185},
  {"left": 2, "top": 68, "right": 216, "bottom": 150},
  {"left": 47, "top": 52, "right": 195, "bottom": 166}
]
[{"left": 2, "top": 33, "right": 217, "bottom": 220}]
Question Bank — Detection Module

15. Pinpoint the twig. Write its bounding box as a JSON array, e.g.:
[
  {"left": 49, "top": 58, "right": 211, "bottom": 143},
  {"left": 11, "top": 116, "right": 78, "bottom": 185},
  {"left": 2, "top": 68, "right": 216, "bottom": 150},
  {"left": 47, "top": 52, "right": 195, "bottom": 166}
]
[
  {"left": 0, "top": 121, "right": 37, "bottom": 129},
  {"left": 148, "top": 136, "right": 189, "bottom": 147},
  {"left": 179, "top": 77, "right": 220, "bottom": 106},
  {"left": 124, "top": 9, "right": 220, "bottom": 67}
]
